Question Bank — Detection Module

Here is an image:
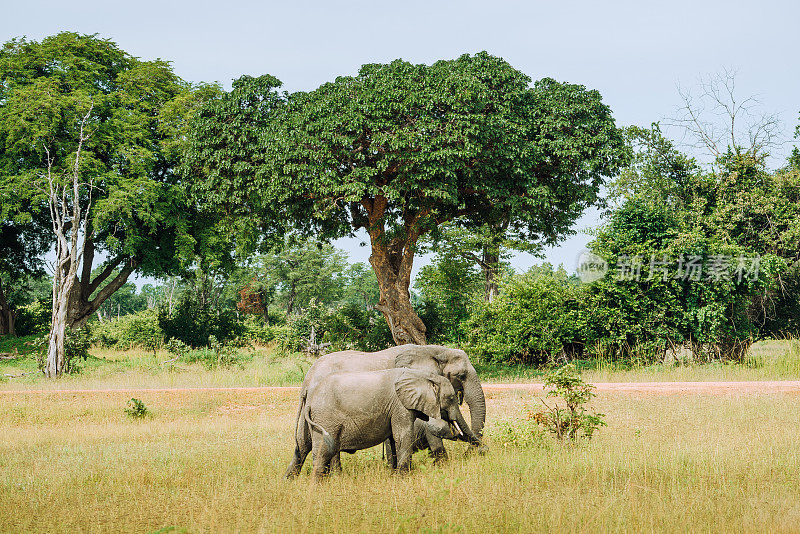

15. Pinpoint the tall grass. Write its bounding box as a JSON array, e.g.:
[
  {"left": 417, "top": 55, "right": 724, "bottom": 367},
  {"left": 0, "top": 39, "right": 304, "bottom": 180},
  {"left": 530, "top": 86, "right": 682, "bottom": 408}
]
[
  {"left": 1, "top": 388, "right": 799, "bottom": 532},
  {"left": 2, "top": 338, "right": 800, "bottom": 390},
  {"left": 0, "top": 343, "right": 313, "bottom": 390},
  {"left": 581, "top": 338, "right": 800, "bottom": 383}
]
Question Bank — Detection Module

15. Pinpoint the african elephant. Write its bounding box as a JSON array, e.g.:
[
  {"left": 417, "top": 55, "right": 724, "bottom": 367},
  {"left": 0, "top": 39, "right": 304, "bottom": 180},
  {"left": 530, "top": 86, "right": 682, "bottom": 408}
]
[
  {"left": 302, "top": 368, "right": 482, "bottom": 479},
  {"left": 285, "top": 344, "right": 487, "bottom": 477}
]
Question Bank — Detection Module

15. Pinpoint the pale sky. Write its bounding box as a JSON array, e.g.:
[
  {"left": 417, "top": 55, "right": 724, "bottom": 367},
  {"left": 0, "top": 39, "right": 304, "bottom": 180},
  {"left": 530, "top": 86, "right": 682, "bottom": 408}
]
[{"left": 4, "top": 0, "right": 799, "bottom": 283}]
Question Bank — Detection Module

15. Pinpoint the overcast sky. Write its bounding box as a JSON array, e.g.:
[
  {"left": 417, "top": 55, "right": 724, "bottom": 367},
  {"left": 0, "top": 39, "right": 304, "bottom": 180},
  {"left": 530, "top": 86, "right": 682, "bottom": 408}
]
[{"left": 4, "top": 0, "right": 799, "bottom": 284}]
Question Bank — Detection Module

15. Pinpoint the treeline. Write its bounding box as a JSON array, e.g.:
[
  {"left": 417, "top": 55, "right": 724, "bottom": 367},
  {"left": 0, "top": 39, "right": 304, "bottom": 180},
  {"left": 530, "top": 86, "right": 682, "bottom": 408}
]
[
  {"left": 1, "top": 33, "right": 799, "bottom": 374},
  {"left": 449, "top": 126, "right": 800, "bottom": 364}
]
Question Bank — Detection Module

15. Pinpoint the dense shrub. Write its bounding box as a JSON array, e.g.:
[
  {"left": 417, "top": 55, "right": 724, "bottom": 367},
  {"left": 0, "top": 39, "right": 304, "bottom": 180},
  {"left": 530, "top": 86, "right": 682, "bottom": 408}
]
[
  {"left": 36, "top": 327, "right": 91, "bottom": 374},
  {"left": 158, "top": 295, "right": 245, "bottom": 348},
  {"left": 14, "top": 300, "right": 50, "bottom": 336},
  {"left": 273, "top": 313, "right": 313, "bottom": 355},
  {"left": 93, "top": 309, "right": 164, "bottom": 352},
  {"left": 321, "top": 302, "right": 393, "bottom": 352},
  {"left": 413, "top": 252, "right": 482, "bottom": 344},
  {"left": 241, "top": 315, "right": 278, "bottom": 344},
  {"left": 181, "top": 336, "right": 250, "bottom": 369},
  {"left": 464, "top": 265, "right": 587, "bottom": 365},
  {"left": 270, "top": 301, "right": 392, "bottom": 355},
  {"left": 585, "top": 197, "right": 785, "bottom": 362}
]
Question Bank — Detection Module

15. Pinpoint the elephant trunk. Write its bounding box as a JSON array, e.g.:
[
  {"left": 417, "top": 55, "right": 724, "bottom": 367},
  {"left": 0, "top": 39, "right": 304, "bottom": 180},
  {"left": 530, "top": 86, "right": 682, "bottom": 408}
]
[
  {"left": 463, "top": 369, "right": 486, "bottom": 440},
  {"left": 449, "top": 406, "right": 482, "bottom": 446}
]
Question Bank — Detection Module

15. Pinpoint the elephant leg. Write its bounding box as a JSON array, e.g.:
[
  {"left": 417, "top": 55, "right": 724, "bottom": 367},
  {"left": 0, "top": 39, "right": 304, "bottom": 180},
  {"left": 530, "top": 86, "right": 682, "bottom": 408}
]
[
  {"left": 424, "top": 430, "right": 449, "bottom": 464},
  {"left": 394, "top": 434, "right": 414, "bottom": 473},
  {"left": 329, "top": 452, "right": 343, "bottom": 474},
  {"left": 384, "top": 438, "right": 398, "bottom": 469},
  {"left": 284, "top": 416, "right": 312, "bottom": 478},
  {"left": 310, "top": 433, "right": 335, "bottom": 482}
]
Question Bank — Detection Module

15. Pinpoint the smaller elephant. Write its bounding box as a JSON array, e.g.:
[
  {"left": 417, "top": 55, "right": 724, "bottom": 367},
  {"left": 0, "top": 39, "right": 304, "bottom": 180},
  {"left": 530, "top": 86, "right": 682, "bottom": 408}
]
[
  {"left": 302, "top": 368, "right": 482, "bottom": 480},
  {"left": 408, "top": 418, "right": 487, "bottom": 464}
]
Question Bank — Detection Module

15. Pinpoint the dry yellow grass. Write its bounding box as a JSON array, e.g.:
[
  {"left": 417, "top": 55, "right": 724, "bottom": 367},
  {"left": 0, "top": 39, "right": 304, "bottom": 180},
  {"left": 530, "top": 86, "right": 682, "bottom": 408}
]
[
  {"left": 2, "top": 386, "right": 799, "bottom": 533},
  {"left": 4, "top": 339, "right": 800, "bottom": 391}
]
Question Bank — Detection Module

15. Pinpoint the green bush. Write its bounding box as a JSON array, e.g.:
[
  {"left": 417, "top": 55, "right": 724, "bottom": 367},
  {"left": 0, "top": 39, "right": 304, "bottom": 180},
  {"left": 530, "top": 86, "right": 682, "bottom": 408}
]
[
  {"left": 92, "top": 309, "right": 163, "bottom": 352},
  {"left": 14, "top": 301, "right": 50, "bottom": 336},
  {"left": 124, "top": 398, "right": 150, "bottom": 419},
  {"left": 464, "top": 265, "right": 587, "bottom": 365},
  {"left": 158, "top": 295, "right": 245, "bottom": 348},
  {"left": 273, "top": 313, "right": 312, "bottom": 355},
  {"left": 36, "top": 327, "right": 91, "bottom": 374},
  {"left": 413, "top": 251, "right": 483, "bottom": 344},
  {"left": 182, "top": 338, "right": 250, "bottom": 370},
  {"left": 242, "top": 315, "right": 277, "bottom": 344},
  {"left": 271, "top": 302, "right": 393, "bottom": 355},
  {"left": 320, "top": 302, "right": 393, "bottom": 352},
  {"left": 531, "top": 364, "right": 606, "bottom": 442}
]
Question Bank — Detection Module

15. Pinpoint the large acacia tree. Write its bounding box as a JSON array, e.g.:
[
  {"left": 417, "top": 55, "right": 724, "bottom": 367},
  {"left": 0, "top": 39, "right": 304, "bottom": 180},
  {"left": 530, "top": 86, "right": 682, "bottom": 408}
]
[
  {"left": 188, "top": 53, "right": 627, "bottom": 344},
  {"left": 0, "top": 33, "right": 210, "bottom": 375}
]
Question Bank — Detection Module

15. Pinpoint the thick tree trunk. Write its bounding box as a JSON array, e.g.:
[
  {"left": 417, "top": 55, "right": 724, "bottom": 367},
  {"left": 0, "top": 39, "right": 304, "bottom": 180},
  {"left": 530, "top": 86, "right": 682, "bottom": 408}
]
[
  {"left": 361, "top": 196, "right": 428, "bottom": 345},
  {"left": 482, "top": 245, "right": 500, "bottom": 303},
  {"left": 289, "top": 284, "right": 296, "bottom": 316},
  {"left": 45, "top": 265, "right": 76, "bottom": 378},
  {"left": 45, "top": 297, "right": 69, "bottom": 377},
  {"left": 0, "top": 278, "right": 16, "bottom": 337},
  {"left": 368, "top": 235, "right": 427, "bottom": 346}
]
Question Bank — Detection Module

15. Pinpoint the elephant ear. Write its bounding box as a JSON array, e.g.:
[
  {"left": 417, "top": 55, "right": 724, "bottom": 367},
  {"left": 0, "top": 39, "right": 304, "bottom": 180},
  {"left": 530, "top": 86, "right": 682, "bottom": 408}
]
[
  {"left": 394, "top": 370, "right": 439, "bottom": 419},
  {"left": 394, "top": 345, "right": 446, "bottom": 373}
]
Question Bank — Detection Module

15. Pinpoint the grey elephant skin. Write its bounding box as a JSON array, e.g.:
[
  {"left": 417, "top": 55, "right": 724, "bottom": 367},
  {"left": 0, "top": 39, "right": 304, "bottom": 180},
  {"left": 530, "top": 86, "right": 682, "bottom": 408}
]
[
  {"left": 285, "top": 344, "right": 487, "bottom": 477},
  {"left": 301, "top": 368, "right": 478, "bottom": 479}
]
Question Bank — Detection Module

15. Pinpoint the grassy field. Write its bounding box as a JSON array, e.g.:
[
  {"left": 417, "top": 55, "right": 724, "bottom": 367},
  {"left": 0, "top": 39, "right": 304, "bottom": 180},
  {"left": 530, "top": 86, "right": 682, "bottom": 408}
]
[
  {"left": 2, "top": 338, "right": 800, "bottom": 390},
  {"left": 2, "top": 385, "right": 799, "bottom": 533}
]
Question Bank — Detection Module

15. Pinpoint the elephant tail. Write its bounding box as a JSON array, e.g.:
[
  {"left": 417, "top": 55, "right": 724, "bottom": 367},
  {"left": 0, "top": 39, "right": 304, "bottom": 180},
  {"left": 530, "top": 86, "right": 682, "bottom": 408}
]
[
  {"left": 304, "top": 404, "right": 335, "bottom": 455},
  {"left": 292, "top": 392, "right": 307, "bottom": 450}
]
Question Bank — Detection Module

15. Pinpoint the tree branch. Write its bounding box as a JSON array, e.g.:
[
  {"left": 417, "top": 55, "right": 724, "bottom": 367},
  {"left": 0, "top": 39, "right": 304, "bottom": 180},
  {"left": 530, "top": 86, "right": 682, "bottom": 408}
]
[
  {"left": 86, "top": 260, "right": 136, "bottom": 315},
  {"left": 87, "top": 255, "right": 126, "bottom": 295}
]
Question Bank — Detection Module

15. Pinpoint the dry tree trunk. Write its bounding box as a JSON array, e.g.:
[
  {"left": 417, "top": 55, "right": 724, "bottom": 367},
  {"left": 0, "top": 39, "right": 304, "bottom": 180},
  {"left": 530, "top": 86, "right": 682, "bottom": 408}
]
[
  {"left": 0, "top": 278, "right": 15, "bottom": 337},
  {"left": 43, "top": 103, "right": 93, "bottom": 378},
  {"left": 364, "top": 197, "right": 427, "bottom": 345}
]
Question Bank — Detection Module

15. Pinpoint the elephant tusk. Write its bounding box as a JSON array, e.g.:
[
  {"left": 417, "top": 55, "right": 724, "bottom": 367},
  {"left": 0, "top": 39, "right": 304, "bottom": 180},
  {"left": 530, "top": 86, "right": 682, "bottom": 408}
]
[{"left": 452, "top": 420, "right": 463, "bottom": 436}]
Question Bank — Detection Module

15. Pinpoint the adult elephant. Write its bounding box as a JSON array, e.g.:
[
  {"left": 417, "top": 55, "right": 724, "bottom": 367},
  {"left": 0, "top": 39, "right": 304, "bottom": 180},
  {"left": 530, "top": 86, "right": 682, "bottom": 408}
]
[{"left": 284, "top": 344, "right": 487, "bottom": 477}]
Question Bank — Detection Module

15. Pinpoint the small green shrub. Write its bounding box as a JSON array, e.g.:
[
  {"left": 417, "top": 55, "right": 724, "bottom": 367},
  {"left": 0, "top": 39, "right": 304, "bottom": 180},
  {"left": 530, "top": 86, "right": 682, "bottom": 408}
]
[
  {"left": 124, "top": 398, "right": 150, "bottom": 419},
  {"left": 488, "top": 417, "right": 546, "bottom": 449},
  {"left": 531, "top": 364, "right": 605, "bottom": 442}
]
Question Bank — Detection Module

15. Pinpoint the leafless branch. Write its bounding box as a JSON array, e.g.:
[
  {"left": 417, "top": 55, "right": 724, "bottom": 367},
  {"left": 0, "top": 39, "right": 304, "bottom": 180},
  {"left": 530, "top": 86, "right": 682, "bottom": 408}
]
[{"left": 666, "top": 68, "right": 783, "bottom": 168}]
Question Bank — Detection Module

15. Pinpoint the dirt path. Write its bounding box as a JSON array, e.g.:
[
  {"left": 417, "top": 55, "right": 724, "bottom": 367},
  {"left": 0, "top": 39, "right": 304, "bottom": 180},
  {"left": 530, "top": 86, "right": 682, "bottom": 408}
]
[{"left": 2, "top": 380, "right": 800, "bottom": 395}]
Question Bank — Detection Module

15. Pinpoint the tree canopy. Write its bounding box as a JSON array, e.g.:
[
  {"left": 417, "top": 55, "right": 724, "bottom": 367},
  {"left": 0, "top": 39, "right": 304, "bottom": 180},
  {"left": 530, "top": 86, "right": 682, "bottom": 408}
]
[
  {"left": 0, "top": 32, "right": 212, "bottom": 375},
  {"left": 187, "top": 52, "right": 628, "bottom": 344}
]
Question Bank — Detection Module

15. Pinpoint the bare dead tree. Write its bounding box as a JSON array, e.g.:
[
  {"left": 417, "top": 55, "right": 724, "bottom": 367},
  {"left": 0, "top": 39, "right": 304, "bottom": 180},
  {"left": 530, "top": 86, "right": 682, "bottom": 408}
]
[
  {"left": 668, "top": 68, "right": 783, "bottom": 168},
  {"left": 42, "top": 102, "right": 94, "bottom": 377}
]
